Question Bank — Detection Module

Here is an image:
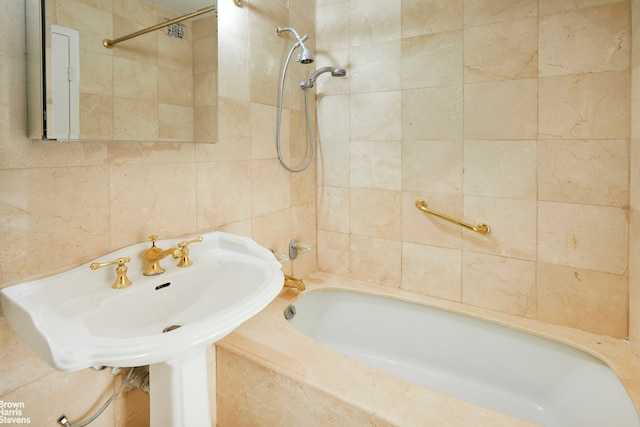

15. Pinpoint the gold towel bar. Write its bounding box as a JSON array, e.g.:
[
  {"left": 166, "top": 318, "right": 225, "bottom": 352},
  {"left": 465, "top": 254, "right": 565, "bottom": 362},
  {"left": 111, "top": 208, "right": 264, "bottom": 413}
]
[
  {"left": 415, "top": 200, "right": 490, "bottom": 235},
  {"left": 103, "top": 5, "right": 217, "bottom": 49}
]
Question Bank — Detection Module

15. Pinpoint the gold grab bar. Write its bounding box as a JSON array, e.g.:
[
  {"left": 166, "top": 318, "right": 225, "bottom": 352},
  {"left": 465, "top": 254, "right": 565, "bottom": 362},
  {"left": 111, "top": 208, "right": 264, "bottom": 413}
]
[
  {"left": 103, "top": 5, "right": 217, "bottom": 48},
  {"left": 415, "top": 200, "right": 490, "bottom": 235}
]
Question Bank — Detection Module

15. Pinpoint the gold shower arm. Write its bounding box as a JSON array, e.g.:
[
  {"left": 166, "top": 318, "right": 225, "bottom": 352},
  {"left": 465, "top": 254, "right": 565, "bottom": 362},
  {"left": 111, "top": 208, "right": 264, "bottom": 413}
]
[
  {"left": 415, "top": 200, "right": 490, "bottom": 235},
  {"left": 103, "top": 5, "right": 217, "bottom": 48}
]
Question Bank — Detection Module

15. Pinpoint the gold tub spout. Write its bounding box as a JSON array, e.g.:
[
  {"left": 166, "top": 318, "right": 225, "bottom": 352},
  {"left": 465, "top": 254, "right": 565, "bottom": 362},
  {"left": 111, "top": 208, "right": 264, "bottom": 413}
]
[{"left": 284, "top": 274, "right": 306, "bottom": 291}]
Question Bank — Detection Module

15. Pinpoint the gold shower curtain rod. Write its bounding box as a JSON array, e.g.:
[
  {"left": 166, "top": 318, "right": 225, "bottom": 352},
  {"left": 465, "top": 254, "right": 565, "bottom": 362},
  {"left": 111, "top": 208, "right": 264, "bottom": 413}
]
[
  {"left": 103, "top": 4, "right": 217, "bottom": 48},
  {"left": 415, "top": 200, "right": 491, "bottom": 235}
]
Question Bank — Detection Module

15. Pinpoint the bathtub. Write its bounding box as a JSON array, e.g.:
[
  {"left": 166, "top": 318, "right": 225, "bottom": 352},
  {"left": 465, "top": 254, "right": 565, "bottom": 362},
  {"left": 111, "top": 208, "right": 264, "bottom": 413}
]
[
  {"left": 216, "top": 273, "right": 640, "bottom": 427},
  {"left": 287, "top": 288, "right": 639, "bottom": 426}
]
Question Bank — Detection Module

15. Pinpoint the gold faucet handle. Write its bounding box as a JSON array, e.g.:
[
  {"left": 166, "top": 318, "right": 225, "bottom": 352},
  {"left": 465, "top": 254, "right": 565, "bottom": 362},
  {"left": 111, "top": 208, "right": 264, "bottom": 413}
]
[
  {"left": 90, "top": 257, "right": 132, "bottom": 289},
  {"left": 148, "top": 235, "right": 159, "bottom": 246},
  {"left": 176, "top": 236, "right": 203, "bottom": 267}
]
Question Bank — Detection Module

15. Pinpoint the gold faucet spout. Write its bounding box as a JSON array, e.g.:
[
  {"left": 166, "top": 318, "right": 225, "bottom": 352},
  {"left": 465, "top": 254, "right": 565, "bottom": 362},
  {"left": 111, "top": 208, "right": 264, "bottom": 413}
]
[
  {"left": 283, "top": 274, "right": 305, "bottom": 291},
  {"left": 142, "top": 235, "right": 180, "bottom": 276}
]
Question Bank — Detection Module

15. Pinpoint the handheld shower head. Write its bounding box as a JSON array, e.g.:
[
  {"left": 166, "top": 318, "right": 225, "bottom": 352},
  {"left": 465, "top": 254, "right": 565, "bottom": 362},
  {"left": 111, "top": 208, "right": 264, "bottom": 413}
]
[
  {"left": 300, "top": 67, "right": 347, "bottom": 89},
  {"left": 276, "top": 26, "right": 315, "bottom": 64}
]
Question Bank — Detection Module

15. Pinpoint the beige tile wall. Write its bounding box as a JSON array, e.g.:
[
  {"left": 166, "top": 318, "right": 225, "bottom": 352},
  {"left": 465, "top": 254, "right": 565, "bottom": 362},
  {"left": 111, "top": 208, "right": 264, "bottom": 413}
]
[
  {"left": 0, "top": 0, "right": 315, "bottom": 424},
  {"left": 316, "top": 0, "right": 632, "bottom": 338},
  {"left": 630, "top": 0, "right": 640, "bottom": 346}
]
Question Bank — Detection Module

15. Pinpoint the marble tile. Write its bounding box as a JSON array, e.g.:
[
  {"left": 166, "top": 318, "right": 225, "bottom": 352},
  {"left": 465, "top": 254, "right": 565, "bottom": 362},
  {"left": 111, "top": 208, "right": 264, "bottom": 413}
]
[
  {"left": 350, "top": 188, "right": 401, "bottom": 240},
  {"left": 196, "top": 161, "right": 251, "bottom": 230},
  {"left": 463, "top": 140, "right": 537, "bottom": 200},
  {"left": 402, "top": 192, "right": 464, "bottom": 249},
  {"left": 350, "top": 91, "right": 402, "bottom": 141},
  {"left": 113, "top": 57, "right": 158, "bottom": 101},
  {"left": 316, "top": 137, "right": 350, "bottom": 187},
  {"left": 464, "top": 79, "right": 538, "bottom": 140},
  {"left": 464, "top": 18, "right": 538, "bottom": 83},
  {"left": 251, "top": 209, "right": 292, "bottom": 259},
  {"left": 108, "top": 162, "right": 197, "bottom": 248},
  {"left": 317, "top": 230, "right": 350, "bottom": 276},
  {"left": 0, "top": 320, "right": 53, "bottom": 395},
  {"left": 350, "top": 140, "right": 401, "bottom": 190},
  {"left": 539, "top": 0, "right": 627, "bottom": 16},
  {"left": 463, "top": 0, "right": 537, "bottom": 27},
  {"left": 539, "top": 71, "right": 630, "bottom": 140},
  {"left": 350, "top": 40, "right": 401, "bottom": 93},
  {"left": 462, "top": 196, "right": 537, "bottom": 261},
  {"left": 158, "top": 104, "right": 193, "bottom": 141},
  {"left": 538, "top": 139, "right": 629, "bottom": 207},
  {"left": 0, "top": 167, "right": 111, "bottom": 284},
  {"left": 1, "top": 368, "right": 116, "bottom": 426},
  {"left": 401, "top": 0, "right": 463, "bottom": 38},
  {"left": 316, "top": 2, "right": 350, "bottom": 50},
  {"left": 537, "top": 262, "right": 628, "bottom": 337},
  {"left": 402, "top": 242, "right": 462, "bottom": 301},
  {"left": 349, "top": 0, "right": 401, "bottom": 46},
  {"left": 538, "top": 201, "right": 628, "bottom": 274},
  {"left": 113, "top": 98, "right": 158, "bottom": 141},
  {"left": 402, "top": 30, "right": 463, "bottom": 89},
  {"left": 462, "top": 252, "right": 537, "bottom": 317},
  {"left": 318, "top": 185, "right": 350, "bottom": 233},
  {"left": 539, "top": 3, "right": 629, "bottom": 77},
  {"left": 251, "top": 159, "right": 291, "bottom": 217},
  {"left": 629, "top": 209, "right": 640, "bottom": 344},
  {"left": 80, "top": 50, "right": 113, "bottom": 97},
  {"left": 349, "top": 235, "right": 402, "bottom": 287},
  {"left": 402, "top": 140, "right": 463, "bottom": 194},
  {"left": 79, "top": 93, "right": 114, "bottom": 140},
  {"left": 250, "top": 102, "right": 278, "bottom": 160},
  {"left": 402, "top": 86, "right": 464, "bottom": 140}
]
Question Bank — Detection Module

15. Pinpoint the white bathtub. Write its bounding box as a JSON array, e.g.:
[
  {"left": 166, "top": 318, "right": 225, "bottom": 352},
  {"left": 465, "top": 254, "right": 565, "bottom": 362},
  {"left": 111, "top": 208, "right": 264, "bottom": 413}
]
[{"left": 287, "top": 288, "right": 639, "bottom": 427}]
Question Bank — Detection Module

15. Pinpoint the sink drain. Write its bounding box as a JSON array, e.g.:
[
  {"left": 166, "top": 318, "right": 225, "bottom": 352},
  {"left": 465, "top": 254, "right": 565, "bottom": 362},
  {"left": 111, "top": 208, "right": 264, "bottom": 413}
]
[{"left": 162, "top": 325, "right": 182, "bottom": 333}]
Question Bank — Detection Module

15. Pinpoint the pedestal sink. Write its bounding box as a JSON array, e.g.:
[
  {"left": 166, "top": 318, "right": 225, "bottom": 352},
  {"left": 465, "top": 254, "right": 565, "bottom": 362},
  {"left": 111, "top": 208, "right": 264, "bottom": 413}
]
[{"left": 0, "top": 231, "right": 284, "bottom": 426}]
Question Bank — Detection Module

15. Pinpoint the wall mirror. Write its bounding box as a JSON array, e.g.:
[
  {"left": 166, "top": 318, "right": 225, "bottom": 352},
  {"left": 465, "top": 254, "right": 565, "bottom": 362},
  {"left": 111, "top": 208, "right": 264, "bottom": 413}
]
[{"left": 26, "top": 0, "right": 218, "bottom": 143}]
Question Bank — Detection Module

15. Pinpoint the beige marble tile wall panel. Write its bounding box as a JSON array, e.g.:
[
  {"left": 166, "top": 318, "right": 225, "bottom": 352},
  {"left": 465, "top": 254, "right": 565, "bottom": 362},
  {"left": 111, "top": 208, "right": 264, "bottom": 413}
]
[
  {"left": 538, "top": 139, "right": 629, "bottom": 206},
  {"left": 2, "top": 367, "right": 116, "bottom": 426},
  {"left": 350, "top": 91, "right": 402, "bottom": 141},
  {"left": 463, "top": 140, "right": 537, "bottom": 199},
  {"left": 350, "top": 140, "right": 401, "bottom": 190},
  {"left": 402, "top": 242, "right": 462, "bottom": 301},
  {"left": 539, "top": 71, "right": 630, "bottom": 139},
  {"left": 538, "top": 201, "right": 628, "bottom": 274},
  {"left": 318, "top": 186, "right": 350, "bottom": 233},
  {"left": 402, "top": 140, "right": 463, "bottom": 194},
  {"left": 317, "top": 230, "right": 350, "bottom": 275},
  {"left": 402, "top": 86, "right": 464, "bottom": 140},
  {"left": 349, "top": 235, "right": 401, "bottom": 287},
  {"left": 630, "top": 208, "right": 640, "bottom": 344},
  {"left": 401, "top": 192, "right": 463, "bottom": 249},
  {"left": 350, "top": 40, "right": 401, "bottom": 93},
  {"left": 401, "top": 0, "right": 463, "bottom": 37},
  {"left": 462, "top": 252, "right": 537, "bottom": 317},
  {"left": 196, "top": 161, "right": 251, "bottom": 230},
  {"left": 349, "top": 188, "right": 401, "bottom": 240},
  {"left": 628, "top": 0, "right": 639, "bottom": 347},
  {"left": 539, "top": 0, "right": 624, "bottom": 15},
  {"left": 316, "top": 0, "right": 631, "bottom": 337},
  {"left": 463, "top": 197, "right": 537, "bottom": 261},
  {"left": 464, "top": 18, "right": 538, "bottom": 83},
  {"left": 402, "top": 30, "right": 462, "bottom": 89},
  {"left": 463, "top": 0, "right": 537, "bottom": 26},
  {"left": 539, "top": 4, "right": 629, "bottom": 77},
  {"left": 464, "top": 78, "right": 538, "bottom": 139},
  {"left": 538, "top": 262, "right": 628, "bottom": 337}
]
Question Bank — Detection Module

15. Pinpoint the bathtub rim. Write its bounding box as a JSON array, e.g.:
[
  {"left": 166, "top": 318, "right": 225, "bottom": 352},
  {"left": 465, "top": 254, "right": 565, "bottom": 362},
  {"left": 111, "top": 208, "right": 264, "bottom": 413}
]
[{"left": 217, "top": 271, "right": 640, "bottom": 425}]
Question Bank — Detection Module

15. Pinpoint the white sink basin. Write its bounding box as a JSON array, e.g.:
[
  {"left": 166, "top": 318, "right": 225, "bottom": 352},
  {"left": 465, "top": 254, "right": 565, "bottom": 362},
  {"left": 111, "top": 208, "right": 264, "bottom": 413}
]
[{"left": 0, "top": 231, "right": 284, "bottom": 426}]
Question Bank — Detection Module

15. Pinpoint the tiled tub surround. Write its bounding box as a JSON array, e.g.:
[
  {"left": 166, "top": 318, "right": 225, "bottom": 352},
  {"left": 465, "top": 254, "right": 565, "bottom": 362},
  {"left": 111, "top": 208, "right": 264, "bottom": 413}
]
[
  {"left": 217, "top": 273, "right": 640, "bottom": 426},
  {"left": 316, "top": 0, "right": 633, "bottom": 339}
]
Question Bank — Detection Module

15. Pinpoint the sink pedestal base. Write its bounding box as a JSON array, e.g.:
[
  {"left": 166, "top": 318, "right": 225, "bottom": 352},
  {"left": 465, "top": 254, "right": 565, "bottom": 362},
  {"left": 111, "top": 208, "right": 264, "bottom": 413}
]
[{"left": 149, "top": 349, "right": 212, "bottom": 427}]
